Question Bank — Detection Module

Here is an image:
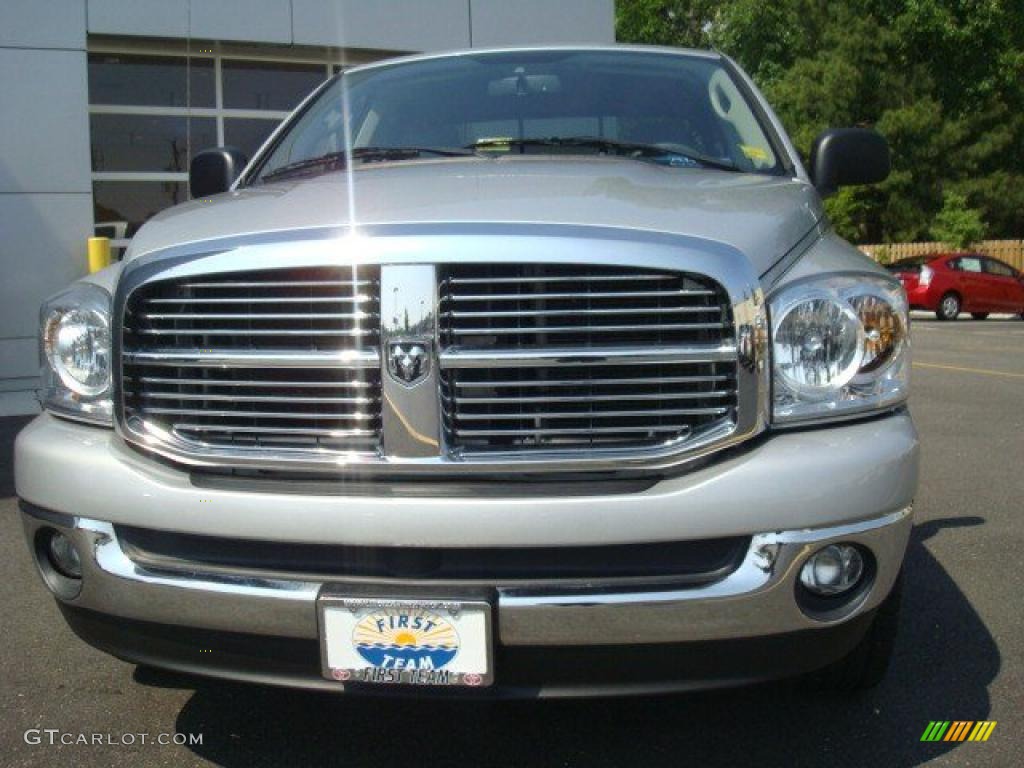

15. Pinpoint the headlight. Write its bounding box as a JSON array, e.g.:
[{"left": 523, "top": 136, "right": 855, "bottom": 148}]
[
  {"left": 39, "top": 283, "right": 113, "bottom": 425},
  {"left": 770, "top": 274, "right": 908, "bottom": 424}
]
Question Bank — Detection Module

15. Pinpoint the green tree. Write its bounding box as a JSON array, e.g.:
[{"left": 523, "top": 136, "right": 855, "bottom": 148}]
[
  {"left": 614, "top": 0, "right": 1024, "bottom": 243},
  {"left": 930, "top": 191, "right": 987, "bottom": 250},
  {"left": 615, "top": 0, "right": 719, "bottom": 48}
]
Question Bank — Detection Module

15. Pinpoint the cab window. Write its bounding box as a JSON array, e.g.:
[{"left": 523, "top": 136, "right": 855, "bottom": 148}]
[
  {"left": 955, "top": 257, "right": 983, "bottom": 273},
  {"left": 984, "top": 259, "right": 1017, "bottom": 277}
]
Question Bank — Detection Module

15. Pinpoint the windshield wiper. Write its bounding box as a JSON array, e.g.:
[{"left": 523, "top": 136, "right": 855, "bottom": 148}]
[
  {"left": 468, "top": 136, "right": 740, "bottom": 172},
  {"left": 261, "top": 146, "right": 476, "bottom": 182}
]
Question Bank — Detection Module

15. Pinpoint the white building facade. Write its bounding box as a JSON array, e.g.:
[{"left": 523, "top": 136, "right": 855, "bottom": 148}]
[{"left": 0, "top": 0, "right": 615, "bottom": 415}]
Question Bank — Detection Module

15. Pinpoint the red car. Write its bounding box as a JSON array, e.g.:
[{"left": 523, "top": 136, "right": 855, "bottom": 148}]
[{"left": 887, "top": 253, "right": 1024, "bottom": 320}]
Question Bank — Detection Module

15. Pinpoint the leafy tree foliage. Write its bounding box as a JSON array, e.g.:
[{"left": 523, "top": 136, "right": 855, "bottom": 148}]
[
  {"left": 931, "top": 190, "right": 987, "bottom": 249},
  {"left": 615, "top": 0, "right": 1024, "bottom": 243},
  {"left": 616, "top": 0, "right": 720, "bottom": 49}
]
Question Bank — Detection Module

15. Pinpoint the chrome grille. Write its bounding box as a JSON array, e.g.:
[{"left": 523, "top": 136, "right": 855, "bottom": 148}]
[
  {"left": 438, "top": 264, "right": 737, "bottom": 453},
  {"left": 116, "top": 242, "right": 761, "bottom": 473},
  {"left": 121, "top": 267, "right": 382, "bottom": 454},
  {"left": 439, "top": 265, "right": 728, "bottom": 346}
]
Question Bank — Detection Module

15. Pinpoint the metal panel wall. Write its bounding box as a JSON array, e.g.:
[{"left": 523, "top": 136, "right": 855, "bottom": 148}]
[
  {"left": 292, "top": 0, "right": 471, "bottom": 51},
  {"left": 87, "top": 0, "right": 290, "bottom": 44},
  {"left": 0, "top": 1, "right": 92, "bottom": 415},
  {"left": 86, "top": 0, "right": 615, "bottom": 50},
  {"left": 0, "top": 0, "right": 86, "bottom": 49},
  {"left": 189, "top": 0, "right": 292, "bottom": 44},
  {"left": 469, "top": 0, "right": 615, "bottom": 47}
]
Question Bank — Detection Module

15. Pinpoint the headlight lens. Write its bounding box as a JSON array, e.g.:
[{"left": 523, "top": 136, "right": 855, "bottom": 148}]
[
  {"left": 44, "top": 307, "right": 111, "bottom": 396},
  {"left": 850, "top": 293, "right": 902, "bottom": 374},
  {"left": 770, "top": 275, "right": 908, "bottom": 424},
  {"left": 39, "top": 283, "right": 113, "bottom": 425},
  {"left": 774, "top": 295, "right": 863, "bottom": 396}
]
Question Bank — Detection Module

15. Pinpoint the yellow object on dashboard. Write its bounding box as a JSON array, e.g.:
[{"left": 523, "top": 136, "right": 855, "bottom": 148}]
[{"left": 740, "top": 144, "right": 770, "bottom": 162}]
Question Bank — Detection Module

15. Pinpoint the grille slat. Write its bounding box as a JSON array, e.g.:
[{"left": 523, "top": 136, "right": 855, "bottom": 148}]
[
  {"left": 454, "top": 425, "right": 696, "bottom": 437},
  {"left": 440, "top": 345, "right": 736, "bottom": 368},
  {"left": 142, "top": 407, "right": 379, "bottom": 420},
  {"left": 446, "top": 273, "right": 685, "bottom": 285},
  {"left": 451, "top": 322, "right": 725, "bottom": 335},
  {"left": 138, "top": 376, "right": 375, "bottom": 389},
  {"left": 179, "top": 279, "right": 373, "bottom": 289},
  {"left": 448, "top": 407, "right": 731, "bottom": 420},
  {"left": 439, "top": 264, "right": 737, "bottom": 454},
  {"left": 140, "top": 311, "right": 370, "bottom": 320},
  {"left": 446, "top": 306, "right": 721, "bottom": 318},
  {"left": 174, "top": 424, "right": 378, "bottom": 437},
  {"left": 144, "top": 296, "right": 376, "bottom": 305},
  {"left": 442, "top": 289, "right": 709, "bottom": 301},
  {"left": 121, "top": 266, "right": 382, "bottom": 456},
  {"left": 444, "top": 274, "right": 692, "bottom": 286},
  {"left": 124, "top": 349, "right": 380, "bottom": 368},
  {"left": 128, "top": 327, "right": 376, "bottom": 337},
  {"left": 132, "top": 392, "right": 379, "bottom": 404},
  {"left": 445, "top": 391, "right": 735, "bottom": 404},
  {"left": 455, "top": 375, "right": 730, "bottom": 388}
]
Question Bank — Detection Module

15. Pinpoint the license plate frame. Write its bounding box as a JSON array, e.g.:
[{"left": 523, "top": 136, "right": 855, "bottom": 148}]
[{"left": 317, "top": 593, "right": 494, "bottom": 688}]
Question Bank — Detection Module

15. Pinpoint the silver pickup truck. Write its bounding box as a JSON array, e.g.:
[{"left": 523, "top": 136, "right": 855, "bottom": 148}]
[{"left": 17, "top": 46, "right": 917, "bottom": 697}]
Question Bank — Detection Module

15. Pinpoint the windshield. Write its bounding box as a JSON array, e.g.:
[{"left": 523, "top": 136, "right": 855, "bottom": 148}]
[{"left": 252, "top": 49, "right": 785, "bottom": 183}]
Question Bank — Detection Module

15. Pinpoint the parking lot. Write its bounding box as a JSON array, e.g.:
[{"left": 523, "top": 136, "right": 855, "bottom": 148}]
[{"left": 1, "top": 317, "right": 1021, "bottom": 768}]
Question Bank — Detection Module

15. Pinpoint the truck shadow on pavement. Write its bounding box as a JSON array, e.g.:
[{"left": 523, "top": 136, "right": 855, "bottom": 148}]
[{"left": 150, "top": 517, "right": 997, "bottom": 768}]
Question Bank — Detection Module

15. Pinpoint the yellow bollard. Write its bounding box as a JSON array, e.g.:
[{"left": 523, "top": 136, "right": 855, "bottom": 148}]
[{"left": 87, "top": 237, "right": 111, "bottom": 274}]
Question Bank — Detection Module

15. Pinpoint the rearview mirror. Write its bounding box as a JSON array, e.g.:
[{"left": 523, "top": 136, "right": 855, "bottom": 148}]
[
  {"left": 189, "top": 147, "right": 249, "bottom": 199},
  {"left": 487, "top": 74, "right": 562, "bottom": 97},
  {"left": 809, "top": 128, "right": 890, "bottom": 197}
]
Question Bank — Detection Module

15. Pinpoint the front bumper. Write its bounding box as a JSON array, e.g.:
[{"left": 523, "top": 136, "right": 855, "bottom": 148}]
[
  {"left": 23, "top": 502, "right": 911, "bottom": 642},
  {"left": 17, "top": 410, "right": 918, "bottom": 694},
  {"left": 56, "top": 602, "right": 881, "bottom": 697},
  {"left": 22, "top": 503, "right": 910, "bottom": 695}
]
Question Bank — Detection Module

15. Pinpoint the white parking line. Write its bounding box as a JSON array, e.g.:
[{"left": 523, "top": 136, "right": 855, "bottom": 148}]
[{"left": 913, "top": 362, "right": 1024, "bottom": 380}]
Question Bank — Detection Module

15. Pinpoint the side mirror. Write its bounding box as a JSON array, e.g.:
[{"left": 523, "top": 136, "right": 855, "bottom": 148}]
[
  {"left": 809, "top": 128, "right": 890, "bottom": 197},
  {"left": 189, "top": 147, "right": 248, "bottom": 199}
]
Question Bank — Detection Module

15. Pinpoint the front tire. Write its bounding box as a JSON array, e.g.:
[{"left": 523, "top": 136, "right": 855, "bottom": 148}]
[
  {"left": 936, "top": 293, "right": 961, "bottom": 321},
  {"left": 971, "top": 312, "right": 989, "bottom": 320},
  {"left": 808, "top": 573, "right": 903, "bottom": 693}
]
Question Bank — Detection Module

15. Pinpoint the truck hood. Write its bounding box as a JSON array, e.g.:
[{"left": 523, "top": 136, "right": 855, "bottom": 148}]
[{"left": 128, "top": 156, "right": 823, "bottom": 274}]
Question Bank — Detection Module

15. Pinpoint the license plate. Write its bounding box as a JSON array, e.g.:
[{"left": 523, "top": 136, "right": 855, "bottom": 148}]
[{"left": 318, "top": 596, "right": 493, "bottom": 687}]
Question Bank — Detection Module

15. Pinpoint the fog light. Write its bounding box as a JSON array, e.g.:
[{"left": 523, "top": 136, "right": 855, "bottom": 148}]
[
  {"left": 799, "top": 544, "right": 863, "bottom": 596},
  {"left": 47, "top": 532, "right": 82, "bottom": 579}
]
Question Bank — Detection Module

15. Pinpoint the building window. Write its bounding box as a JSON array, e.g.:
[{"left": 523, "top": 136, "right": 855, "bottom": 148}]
[
  {"left": 221, "top": 60, "right": 326, "bottom": 110},
  {"left": 90, "top": 114, "right": 217, "bottom": 172},
  {"left": 87, "top": 42, "right": 374, "bottom": 255},
  {"left": 89, "top": 53, "right": 216, "bottom": 108}
]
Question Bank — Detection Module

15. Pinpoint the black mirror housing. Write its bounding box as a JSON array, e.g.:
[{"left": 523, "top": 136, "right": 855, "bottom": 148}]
[
  {"left": 189, "top": 147, "right": 249, "bottom": 199},
  {"left": 809, "top": 128, "right": 890, "bottom": 197}
]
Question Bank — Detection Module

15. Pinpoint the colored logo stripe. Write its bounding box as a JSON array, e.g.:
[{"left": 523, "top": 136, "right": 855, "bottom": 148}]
[
  {"left": 944, "top": 722, "right": 973, "bottom": 741},
  {"left": 969, "top": 722, "right": 997, "bottom": 742},
  {"left": 920, "top": 721, "right": 996, "bottom": 742}
]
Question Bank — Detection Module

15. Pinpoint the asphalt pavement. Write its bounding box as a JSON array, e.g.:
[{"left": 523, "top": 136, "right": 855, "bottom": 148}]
[{"left": 1, "top": 316, "right": 1022, "bottom": 767}]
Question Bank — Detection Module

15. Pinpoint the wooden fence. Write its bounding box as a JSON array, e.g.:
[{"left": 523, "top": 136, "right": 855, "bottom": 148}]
[{"left": 859, "top": 239, "right": 1024, "bottom": 271}]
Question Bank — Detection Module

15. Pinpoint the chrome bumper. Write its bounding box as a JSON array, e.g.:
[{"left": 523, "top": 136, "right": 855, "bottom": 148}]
[{"left": 21, "top": 505, "right": 912, "bottom": 646}]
